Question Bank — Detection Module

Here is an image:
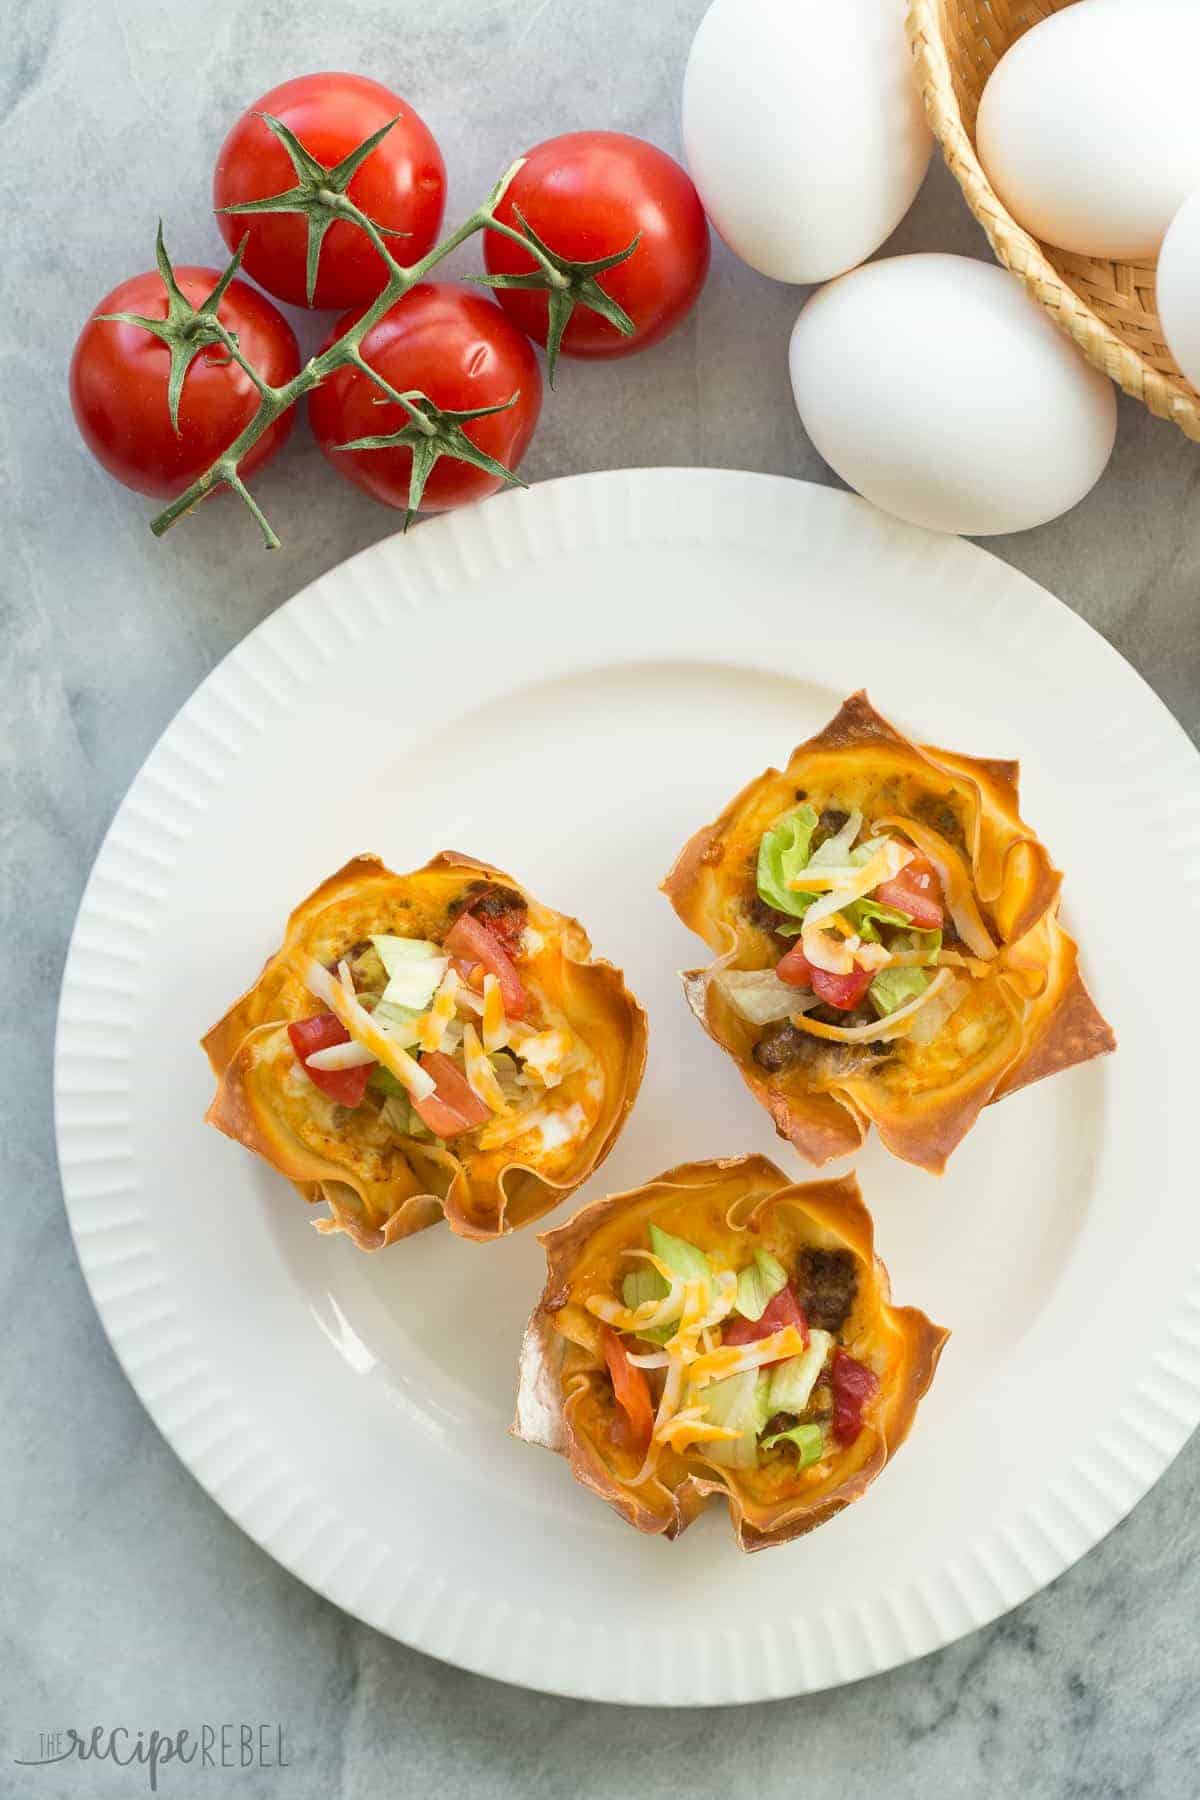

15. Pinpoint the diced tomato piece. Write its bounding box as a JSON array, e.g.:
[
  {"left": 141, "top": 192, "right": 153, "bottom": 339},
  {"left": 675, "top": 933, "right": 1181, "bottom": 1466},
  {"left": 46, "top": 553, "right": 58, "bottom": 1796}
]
[
  {"left": 288, "top": 1013, "right": 350, "bottom": 1059},
  {"left": 811, "top": 965, "right": 874, "bottom": 1011},
  {"left": 601, "top": 1326, "right": 654, "bottom": 1453},
  {"left": 422, "top": 1052, "right": 492, "bottom": 1123},
  {"left": 464, "top": 893, "right": 527, "bottom": 957},
  {"left": 444, "top": 911, "right": 527, "bottom": 1017},
  {"left": 830, "top": 1347, "right": 880, "bottom": 1447},
  {"left": 306, "top": 1062, "right": 374, "bottom": 1107},
  {"left": 874, "top": 851, "right": 944, "bottom": 930},
  {"left": 779, "top": 946, "right": 872, "bottom": 1009},
  {"left": 411, "top": 1050, "right": 492, "bottom": 1138},
  {"left": 722, "top": 1284, "right": 809, "bottom": 1361},
  {"left": 287, "top": 1014, "right": 374, "bottom": 1107},
  {"left": 409, "top": 1088, "right": 473, "bottom": 1139},
  {"left": 776, "top": 943, "right": 814, "bottom": 988}
]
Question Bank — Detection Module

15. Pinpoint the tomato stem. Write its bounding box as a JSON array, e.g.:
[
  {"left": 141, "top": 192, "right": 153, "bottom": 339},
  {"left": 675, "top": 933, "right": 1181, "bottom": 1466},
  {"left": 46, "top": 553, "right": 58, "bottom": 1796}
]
[
  {"left": 225, "top": 467, "right": 282, "bottom": 552},
  {"left": 146, "top": 149, "right": 588, "bottom": 547},
  {"left": 471, "top": 207, "right": 639, "bottom": 387},
  {"left": 484, "top": 217, "right": 572, "bottom": 291},
  {"left": 346, "top": 350, "right": 438, "bottom": 436},
  {"left": 332, "top": 387, "right": 526, "bottom": 529},
  {"left": 209, "top": 321, "right": 279, "bottom": 401}
]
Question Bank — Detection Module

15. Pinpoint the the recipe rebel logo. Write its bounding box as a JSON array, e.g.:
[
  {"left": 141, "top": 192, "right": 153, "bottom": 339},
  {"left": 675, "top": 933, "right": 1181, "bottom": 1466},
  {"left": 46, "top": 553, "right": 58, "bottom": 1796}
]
[{"left": 13, "top": 1724, "right": 291, "bottom": 1791}]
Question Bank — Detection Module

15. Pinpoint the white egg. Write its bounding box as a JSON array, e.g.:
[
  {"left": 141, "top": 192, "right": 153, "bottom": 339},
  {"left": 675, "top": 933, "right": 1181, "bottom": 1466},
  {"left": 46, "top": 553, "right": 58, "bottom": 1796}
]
[
  {"left": 789, "top": 255, "right": 1117, "bottom": 537},
  {"left": 682, "top": 0, "right": 931, "bottom": 285},
  {"left": 977, "top": 0, "right": 1200, "bottom": 261},
  {"left": 1157, "top": 189, "right": 1200, "bottom": 393}
]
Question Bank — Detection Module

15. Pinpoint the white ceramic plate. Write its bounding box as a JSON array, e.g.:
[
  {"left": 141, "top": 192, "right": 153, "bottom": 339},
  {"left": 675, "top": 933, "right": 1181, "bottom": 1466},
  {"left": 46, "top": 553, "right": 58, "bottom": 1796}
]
[{"left": 56, "top": 471, "right": 1200, "bottom": 1706}]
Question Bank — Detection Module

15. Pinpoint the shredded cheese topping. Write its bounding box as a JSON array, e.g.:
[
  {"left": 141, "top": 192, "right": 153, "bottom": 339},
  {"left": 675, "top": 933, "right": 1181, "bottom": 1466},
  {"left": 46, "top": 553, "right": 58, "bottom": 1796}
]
[
  {"left": 462, "top": 1023, "right": 510, "bottom": 1114},
  {"left": 417, "top": 966, "right": 460, "bottom": 1054},
  {"left": 792, "top": 967, "right": 958, "bottom": 1042},
  {"left": 583, "top": 1251, "right": 793, "bottom": 1486},
  {"left": 297, "top": 921, "right": 586, "bottom": 1148},
  {"left": 304, "top": 1039, "right": 378, "bottom": 1072},
  {"left": 772, "top": 819, "right": 995, "bottom": 997},
  {"left": 796, "top": 840, "right": 911, "bottom": 924},
  {"left": 686, "top": 1326, "right": 806, "bottom": 1387},
  {"left": 874, "top": 814, "right": 998, "bottom": 960},
  {"left": 782, "top": 836, "right": 915, "bottom": 976},
  {"left": 481, "top": 973, "right": 508, "bottom": 1054},
  {"left": 657, "top": 1413, "right": 740, "bottom": 1453},
  {"left": 302, "top": 959, "right": 437, "bottom": 1101}
]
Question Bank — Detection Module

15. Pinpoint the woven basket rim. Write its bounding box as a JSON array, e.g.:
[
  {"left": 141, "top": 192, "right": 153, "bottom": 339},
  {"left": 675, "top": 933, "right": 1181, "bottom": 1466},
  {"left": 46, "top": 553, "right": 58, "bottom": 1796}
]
[{"left": 906, "top": 0, "right": 1200, "bottom": 443}]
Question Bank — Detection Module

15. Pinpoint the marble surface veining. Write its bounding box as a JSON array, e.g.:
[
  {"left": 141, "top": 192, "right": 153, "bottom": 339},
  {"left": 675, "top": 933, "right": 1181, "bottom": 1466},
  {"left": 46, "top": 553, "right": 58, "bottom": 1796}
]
[{"left": 2, "top": 1, "right": 1198, "bottom": 1796}]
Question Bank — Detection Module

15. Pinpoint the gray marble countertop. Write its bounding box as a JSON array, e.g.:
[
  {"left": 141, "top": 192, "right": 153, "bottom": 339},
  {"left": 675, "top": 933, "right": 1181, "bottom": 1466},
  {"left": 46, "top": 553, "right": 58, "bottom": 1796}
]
[{"left": 4, "top": 1, "right": 1198, "bottom": 1795}]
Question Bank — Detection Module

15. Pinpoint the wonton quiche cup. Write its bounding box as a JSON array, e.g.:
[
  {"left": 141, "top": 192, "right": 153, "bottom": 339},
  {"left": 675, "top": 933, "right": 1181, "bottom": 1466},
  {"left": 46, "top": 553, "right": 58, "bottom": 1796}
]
[
  {"left": 203, "top": 853, "right": 647, "bottom": 1249},
  {"left": 514, "top": 1155, "right": 947, "bottom": 1551},
  {"left": 663, "top": 693, "right": 1115, "bottom": 1173}
]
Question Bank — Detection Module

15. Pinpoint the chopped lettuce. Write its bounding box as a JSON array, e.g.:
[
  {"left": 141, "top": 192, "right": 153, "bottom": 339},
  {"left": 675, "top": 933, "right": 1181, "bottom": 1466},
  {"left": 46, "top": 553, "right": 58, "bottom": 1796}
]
[
  {"left": 648, "top": 1223, "right": 711, "bottom": 1284},
  {"left": 622, "top": 1266, "right": 669, "bottom": 1310},
  {"left": 868, "top": 965, "right": 930, "bottom": 1017},
  {"left": 371, "top": 935, "right": 440, "bottom": 966},
  {"left": 490, "top": 1049, "right": 523, "bottom": 1104},
  {"left": 383, "top": 966, "right": 447, "bottom": 1011},
  {"left": 806, "top": 807, "right": 862, "bottom": 868},
  {"left": 347, "top": 942, "right": 389, "bottom": 996},
  {"left": 621, "top": 1264, "right": 679, "bottom": 1345},
  {"left": 713, "top": 967, "right": 807, "bottom": 1026},
  {"left": 766, "top": 1329, "right": 833, "bottom": 1414},
  {"left": 632, "top": 1319, "right": 678, "bottom": 1346},
  {"left": 850, "top": 838, "right": 890, "bottom": 867},
  {"left": 734, "top": 1249, "right": 789, "bottom": 1322},
  {"left": 845, "top": 897, "right": 913, "bottom": 936},
  {"left": 372, "top": 1000, "right": 423, "bottom": 1044},
  {"left": 371, "top": 935, "right": 447, "bottom": 1011},
  {"left": 623, "top": 1231, "right": 710, "bottom": 1343},
  {"left": 761, "top": 1421, "right": 825, "bottom": 1467},
  {"left": 702, "top": 1368, "right": 772, "bottom": 1469},
  {"left": 756, "top": 805, "right": 818, "bottom": 919},
  {"left": 368, "top": 1066, "right": 406, "bottom": 1097},
  {"left": 868, "top": 928, "right": 944, "bottom": 1017},
  {"left": 379, "top": 1093, "right": 433, "bottom": 1140}
]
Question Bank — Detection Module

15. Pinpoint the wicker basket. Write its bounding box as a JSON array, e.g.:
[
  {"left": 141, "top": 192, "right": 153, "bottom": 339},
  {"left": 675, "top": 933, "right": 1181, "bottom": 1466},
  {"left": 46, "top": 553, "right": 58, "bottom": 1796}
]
[{"left": 907, "top": 0, "right": 1200, "bottom": 443}]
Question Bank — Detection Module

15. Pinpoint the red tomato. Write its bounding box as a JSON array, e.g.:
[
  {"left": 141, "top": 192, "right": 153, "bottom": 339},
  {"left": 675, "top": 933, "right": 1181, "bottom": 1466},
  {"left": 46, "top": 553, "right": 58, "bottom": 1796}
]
[
  {"left": 213, "top": 72, "right": 446, "bottom": 309},
  {"left": 70, "top": 268, "right": 299, "bottom": 499},
  {"left": 462, "top": 894, "right": 526, "bottom": 958},
  {"left": 874, "top": 852, "right": 944, "bottom": 930},
  {"left": 286, "top": 1014, "right": 373, "bottom": 1107},
  {"left": 409, "top": 1089, "right": 471, "bottom": 1139},
  {"left": 483, "top": 131, "right": 710, "bottom": 359},
  {"left": 776, "top": 946, "right": 873, "bottom": 1011},
  {"left": 444, "top": 909, "right": 528, "bottom": 1018},
  {"left": 722, "top": 1286, "right": 810, "bottom": 1361},
  {"left": 811, "top": 966, "right": 874, "bottom": 1011},
  {"left": 830, "top": 1348, "right": 880, "bottom": 1447},
  {"left": 412, "top": 1051, "right": 491, "bottom": 1139},
  {"left": 776, "top": 944, "right": 814, "bottom": 988},
  {"left": 601, "top": 1327, "right": 654, "bottom": 1453},
  {"left": 288, "top": 1015, "right": 349, "bottom": 1060},
  {"left": 308, "top": 283, "right": 541, "bottom": 514}
]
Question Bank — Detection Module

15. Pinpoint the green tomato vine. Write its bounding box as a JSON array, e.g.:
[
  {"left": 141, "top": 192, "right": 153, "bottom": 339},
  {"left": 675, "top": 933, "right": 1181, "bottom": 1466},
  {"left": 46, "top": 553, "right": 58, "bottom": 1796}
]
[{"left": 104, "top": 112, "right": 639, "bottom": 548}]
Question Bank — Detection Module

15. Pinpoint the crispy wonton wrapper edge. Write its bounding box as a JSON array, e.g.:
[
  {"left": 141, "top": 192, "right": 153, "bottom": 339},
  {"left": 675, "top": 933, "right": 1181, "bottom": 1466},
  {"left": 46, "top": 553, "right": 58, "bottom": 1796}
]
[
  {"left": 661, "top": 693, "right": 1115, "bottom": 1173},
  {"left": 513, "top": 1155, "right": 948, "bottom": 1552},
  {"left": 202, "top": 852, "right": 648, "bottom": 1249}
]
